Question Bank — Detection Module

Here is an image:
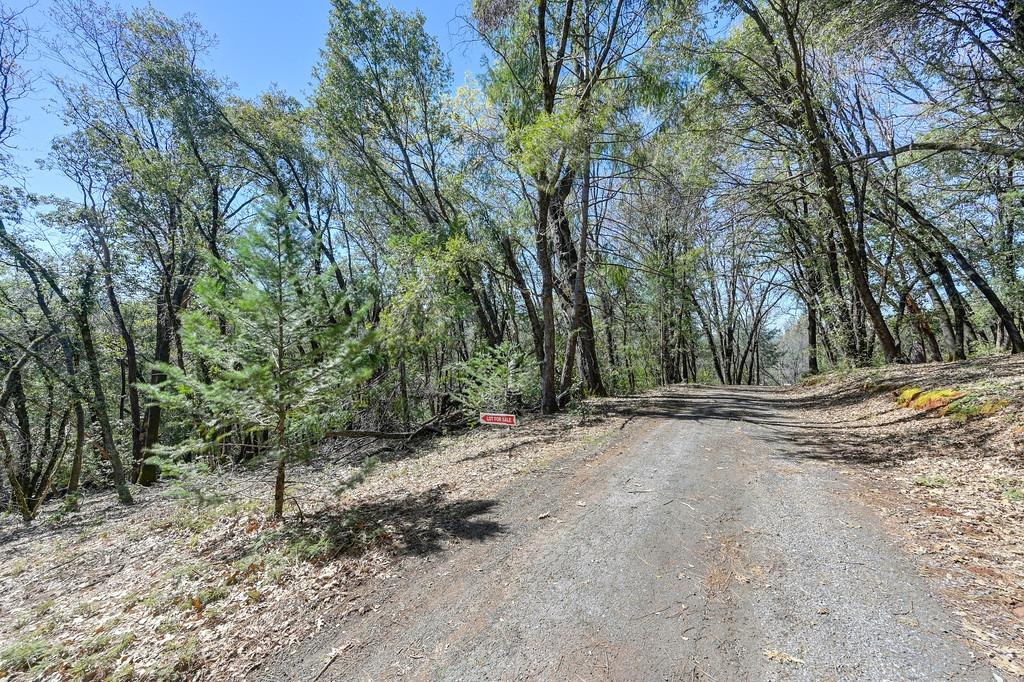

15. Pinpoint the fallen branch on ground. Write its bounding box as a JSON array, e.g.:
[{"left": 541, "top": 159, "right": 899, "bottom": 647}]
[{"left": 325, "top": 414, "right": 452, "bottom": 442}]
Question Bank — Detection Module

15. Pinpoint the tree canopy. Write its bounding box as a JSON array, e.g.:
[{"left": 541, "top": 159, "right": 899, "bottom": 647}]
[{"left": 1, "top": 0, "right": 1021, "bottom": 517}]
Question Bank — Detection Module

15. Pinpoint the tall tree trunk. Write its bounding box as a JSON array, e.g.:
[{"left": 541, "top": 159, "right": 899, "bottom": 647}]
[
  {"left": 692, "top": 292, "right": 726, "bottom": 384},
  {"left": 94, "top": 230, "right": 145, "bottom": 475},
  {"left": 273, "top": 412, "right": 287, "bottom": 519},
  {"left": 551, "top": 169, "right": 605, "bottom": 396},
  {"left": 500, "top": 236, "right": 544, "bottom": 362},
  {"left": 8, "top": 364, "right": 32, "bottom": 493},
  {"left": 67, "top": 396, "right": 85, "bottom": 507},
  {"left": 533, "top": 0, "right": 579, "bottom": 412},
  {"left": 142, "top": 287, "right": 173, "bottom": 452},
  {"left": 78, "top": 268, "right": 132, "bottom": 505},
  {"left": 536, "top": 183, "right": 559, "bottom": 414},
  {"left": 806, "top": 294, "right": 820, "bottom": 375},
  {"left": 600, "top": 289, "right": 618, "bottom": 370}
]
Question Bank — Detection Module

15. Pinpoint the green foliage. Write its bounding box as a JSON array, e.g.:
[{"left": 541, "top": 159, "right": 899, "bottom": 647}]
[
  {"left": 317, "top": 0, "right": 462, "bottom": 237},
  {"left": 0, "top": 637, "right": 64, "bottom": 675},
  {"left": 509, "top": 110, "right": 583, "bottom": 177},
  {"left": 320, "top": 0, "right": 452, "bottom": 133},
  {"left": 450, "top": 342, "right": 540, "bottom": 414},
  {"left": 69, "top": 632, "right": 136, "bottom": 679},
  {"left": 380, "top": 231, "right": 477, "bottom": 357},
  {"left": 144, "top": 455, "right": 187, "bottom": 480},
  {"left": 237, "top": 505, "right": 393, "bottom": 566},
  {"left": 944, "top": 397, "right": 1011, "bottom": 423},
  {"left": 149, "top": 201, "right": 377, "bottom": 462},
  {"left": 155, "top": 636, "right": 201, "bottom": 680},
  {"left": 184, "top": 585, "right": 230, "bottom": 612}
]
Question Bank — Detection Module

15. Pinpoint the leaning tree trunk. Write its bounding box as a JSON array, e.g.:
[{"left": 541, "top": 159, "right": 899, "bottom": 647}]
[
  {"left": 895, "top": 194, "right": 1024, "bottom": 353},
  {"left": 778, "top": 6, "right": 900, "bottom": 362},
  {"left": 911, "top": 254, "right": 960, "bottom": 361}
]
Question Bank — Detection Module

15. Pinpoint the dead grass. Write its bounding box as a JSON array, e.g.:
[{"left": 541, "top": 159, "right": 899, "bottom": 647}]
[
  {"left": 787, "top": 354, "right": 1024, "bottom": 676},
  {"left": 0, "top": 404, "right": 630, "bottom": 681}
]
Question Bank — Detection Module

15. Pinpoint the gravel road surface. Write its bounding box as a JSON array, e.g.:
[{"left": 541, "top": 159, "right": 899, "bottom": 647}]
[{"left": 263, "top": 386, "right": 992, "bottom": 681}]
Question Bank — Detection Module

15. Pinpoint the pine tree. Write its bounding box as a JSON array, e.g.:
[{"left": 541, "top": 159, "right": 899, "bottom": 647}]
[{"left": 152, "top": 200, "right": 376, "bottom": 517}]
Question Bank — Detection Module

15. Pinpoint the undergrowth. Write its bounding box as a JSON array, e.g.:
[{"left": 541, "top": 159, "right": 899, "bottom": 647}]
[{"left": 896, "top": 386, "right": 1011, "bottom": 422}]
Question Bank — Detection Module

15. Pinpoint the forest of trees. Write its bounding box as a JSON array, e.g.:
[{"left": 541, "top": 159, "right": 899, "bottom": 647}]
[{"left": 0, "top": 0, "right": 1020, "bottom": 519}]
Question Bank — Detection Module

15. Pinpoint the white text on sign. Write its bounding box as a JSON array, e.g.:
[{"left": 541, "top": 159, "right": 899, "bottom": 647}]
[{"left": 480, "top": 413, "right": 517, "bottom": 426}]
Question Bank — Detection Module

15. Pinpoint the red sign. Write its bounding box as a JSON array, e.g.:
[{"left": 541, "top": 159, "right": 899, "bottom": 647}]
[{"left": 480, "top": 413, "right": 518, "bottom": 426}]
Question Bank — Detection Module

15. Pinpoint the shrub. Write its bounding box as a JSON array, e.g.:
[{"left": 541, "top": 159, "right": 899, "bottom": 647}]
[
  {"left": 450, "top": 342, "right": 540, "bottom": 414},
  {"left": 896, "top": 387, "right": 965, "bottom": 411},
  {"left": 944, "top": 397, "right": 1010, "bottom": 423}
]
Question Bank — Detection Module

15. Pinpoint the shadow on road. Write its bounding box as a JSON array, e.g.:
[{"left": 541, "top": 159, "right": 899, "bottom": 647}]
[
  {"left": 604, "top": 384, "right": 991, "bottom": 469},
  {"left": 224, "top": 485, "right": 506, "bottom": 565}
]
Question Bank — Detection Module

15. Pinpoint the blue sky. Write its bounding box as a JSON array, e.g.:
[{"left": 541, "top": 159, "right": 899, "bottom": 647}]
[{"left": 9, "top": 0, "right": 483, "bottom": 196}]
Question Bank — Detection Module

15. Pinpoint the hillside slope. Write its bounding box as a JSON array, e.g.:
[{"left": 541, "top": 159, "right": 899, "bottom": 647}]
[
  {"left": 787, "top": 355, "right": 1024, "bottom": 675},
  {"left": 0, "top": 407, "right": 629, "bottom": 680}
]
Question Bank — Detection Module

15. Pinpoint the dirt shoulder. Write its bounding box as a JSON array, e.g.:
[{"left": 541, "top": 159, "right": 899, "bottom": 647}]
[
  {"left": 779, "top": 355, "right": 1024, "bottom": 677},
  {"left": 0, "top": 402, "right": 635, "bottom": 681}
]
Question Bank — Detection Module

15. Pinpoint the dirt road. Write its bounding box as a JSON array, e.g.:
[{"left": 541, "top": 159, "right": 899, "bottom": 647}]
[{"left": 264, "top": 386, "right": 991, "bottom": 681}]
